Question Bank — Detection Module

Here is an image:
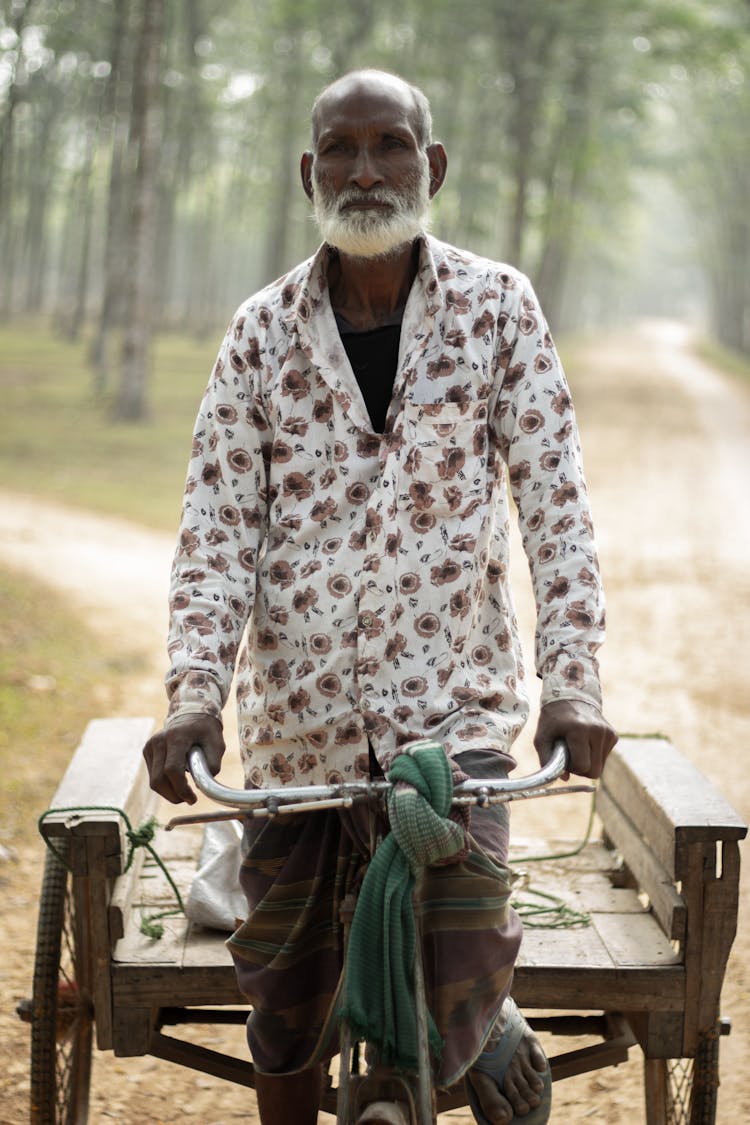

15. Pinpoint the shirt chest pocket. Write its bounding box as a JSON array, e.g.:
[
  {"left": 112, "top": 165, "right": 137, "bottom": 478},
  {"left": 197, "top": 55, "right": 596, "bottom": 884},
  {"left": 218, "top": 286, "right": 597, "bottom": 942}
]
[{"left": 395, "top": 400, "right": 489, "bottom": 516}]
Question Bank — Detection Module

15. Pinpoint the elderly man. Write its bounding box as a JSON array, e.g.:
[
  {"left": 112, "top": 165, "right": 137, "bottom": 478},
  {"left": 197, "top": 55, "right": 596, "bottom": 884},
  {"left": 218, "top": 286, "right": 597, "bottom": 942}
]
[{"left": 144, "top": 69, "right": 616, "bottom": 1125}]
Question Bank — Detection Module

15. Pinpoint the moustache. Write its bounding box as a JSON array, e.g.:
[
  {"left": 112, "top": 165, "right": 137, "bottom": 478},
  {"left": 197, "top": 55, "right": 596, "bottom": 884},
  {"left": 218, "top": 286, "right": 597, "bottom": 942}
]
[{"left": 334, "top": 187, "right": 402, "bottom": 210}]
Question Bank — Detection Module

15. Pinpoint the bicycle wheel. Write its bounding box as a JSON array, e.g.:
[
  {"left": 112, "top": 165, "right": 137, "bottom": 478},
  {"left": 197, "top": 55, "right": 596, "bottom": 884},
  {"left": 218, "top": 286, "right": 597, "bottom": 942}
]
[
  {"left": 30, "top": 840, "right": 93, "bottom": 1125},
  {"left": 644, "top": 1023, "right": 720, "bottom": 1125}
]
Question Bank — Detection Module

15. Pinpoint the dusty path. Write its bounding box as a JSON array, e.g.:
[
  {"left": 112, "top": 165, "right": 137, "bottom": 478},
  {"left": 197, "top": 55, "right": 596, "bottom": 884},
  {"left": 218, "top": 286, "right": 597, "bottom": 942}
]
[
  {"left": 1, "top": 319, "right": 748, "bottom": 1123},
  {"left": 0, "top": 501, "right": 174, "bottom": 717}
]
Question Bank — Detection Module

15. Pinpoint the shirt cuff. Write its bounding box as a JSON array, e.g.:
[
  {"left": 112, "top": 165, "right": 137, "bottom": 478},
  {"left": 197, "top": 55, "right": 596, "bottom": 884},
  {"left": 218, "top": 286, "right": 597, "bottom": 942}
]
[
  {"left": 165, "top": 669, "right": 224, "bottom": 726},
  {"left": 165, "top": 701, "right": 224, "bottom": 728},
  {"left": 540, "top": 666, "right": 602, "bottom": 712}
]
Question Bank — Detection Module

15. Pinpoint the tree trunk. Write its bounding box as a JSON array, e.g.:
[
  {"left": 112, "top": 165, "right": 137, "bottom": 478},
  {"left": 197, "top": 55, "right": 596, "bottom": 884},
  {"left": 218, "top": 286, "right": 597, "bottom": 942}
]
[
  {"left": 0, "top": 0, "right": 35, "bottom": 316},
  {"left": 710, "top": 219, "right": 749, "bottom": 355},
  {"left": 21, "top": 92, "right": 60, "bottom": 313},
  {"left": 152, "top": 0, "right": 206, "bottom": 327},
  {"left": 57, "top": 112, "right": 99, "bottom": 339},
  {"left": 70, "top": 166, "right": 95, "bottom": 340},
  {"left": 0, "top": 0, "right": 34, "bottom": 209},
  {"left": 496, "top": 5, "right": 563, "bottom": 268},
  {"left": 534, "top": 32, "right": 597, "bottom": 328},
  {"left": 116, "top": 0, "right": 164, "bottom": 422},
  {"left": 262, "top": 73, "right": 300, "bottom": 282},
  {"left": 91, "top": 0, "right": 133, "bottom": 393}
]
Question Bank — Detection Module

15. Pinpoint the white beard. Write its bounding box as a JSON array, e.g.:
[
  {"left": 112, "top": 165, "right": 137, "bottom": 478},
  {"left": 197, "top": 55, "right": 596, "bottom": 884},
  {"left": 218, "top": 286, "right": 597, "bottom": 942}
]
[{"left": 311, "top": 160, "right": 431, "bottom": 260}]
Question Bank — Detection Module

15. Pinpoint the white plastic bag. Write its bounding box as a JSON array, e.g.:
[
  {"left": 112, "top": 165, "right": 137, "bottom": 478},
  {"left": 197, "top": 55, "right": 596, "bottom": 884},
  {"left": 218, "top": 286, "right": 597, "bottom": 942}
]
[{"left": 185, "top": 819, "right": 246, "bottom": 932}]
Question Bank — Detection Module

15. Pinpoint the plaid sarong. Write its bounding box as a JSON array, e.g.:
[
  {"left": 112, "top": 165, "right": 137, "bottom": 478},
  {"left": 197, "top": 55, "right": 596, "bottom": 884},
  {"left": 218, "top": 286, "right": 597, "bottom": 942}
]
[{"left": 227, "top": 750, "right": 520, "bottom": 1088}]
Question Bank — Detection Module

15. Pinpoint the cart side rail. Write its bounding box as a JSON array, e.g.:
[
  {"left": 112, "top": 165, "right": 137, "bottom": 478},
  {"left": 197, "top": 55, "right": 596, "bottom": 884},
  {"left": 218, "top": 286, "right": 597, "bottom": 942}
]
[
  {"left": 600, "top": 736, "right": 746, "bottom": 880},
  {"left": 38, "top": 717, "right": 157, "bottom": 1051},
  {"left": 598, "top": 735, "right": 746, "bottom": 1057},
  {"left": 40, "top": 716, "right": 157, "bottom": 878}
]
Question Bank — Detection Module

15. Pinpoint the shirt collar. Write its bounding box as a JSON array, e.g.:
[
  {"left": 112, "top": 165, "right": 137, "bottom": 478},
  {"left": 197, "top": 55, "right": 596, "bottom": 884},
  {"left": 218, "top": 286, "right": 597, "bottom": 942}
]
[{"left": 283, "top": 232, "right": 444, "bottom": 332}]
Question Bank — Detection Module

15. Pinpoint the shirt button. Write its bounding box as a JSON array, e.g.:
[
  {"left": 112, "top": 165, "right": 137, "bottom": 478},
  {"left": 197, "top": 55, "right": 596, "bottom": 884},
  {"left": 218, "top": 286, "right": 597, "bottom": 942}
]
[{"left": 360, "top": 614, "right": 373, "bottom": 628}]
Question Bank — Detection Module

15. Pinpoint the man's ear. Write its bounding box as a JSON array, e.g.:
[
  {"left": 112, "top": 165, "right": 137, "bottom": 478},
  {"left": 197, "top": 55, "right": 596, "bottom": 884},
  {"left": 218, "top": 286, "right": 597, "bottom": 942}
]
[
  {"left": 426, "top": 142, "right": 447, "bottom": 199},
  {"left": 300, "top": 151, "right": 315, "bottom": 201}
]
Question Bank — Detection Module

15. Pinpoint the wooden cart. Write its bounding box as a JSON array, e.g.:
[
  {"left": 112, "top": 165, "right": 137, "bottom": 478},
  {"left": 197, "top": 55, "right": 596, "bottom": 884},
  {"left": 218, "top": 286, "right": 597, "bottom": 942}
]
[{"left": 20, "top": 717, "right": 746, "bottom": 1124}]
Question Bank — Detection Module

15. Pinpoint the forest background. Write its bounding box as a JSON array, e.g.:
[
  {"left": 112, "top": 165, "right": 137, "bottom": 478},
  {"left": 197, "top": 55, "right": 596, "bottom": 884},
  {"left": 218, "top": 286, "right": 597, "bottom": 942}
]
[{"left": 0, "top": 0, "right": 749, "bottom": 425}]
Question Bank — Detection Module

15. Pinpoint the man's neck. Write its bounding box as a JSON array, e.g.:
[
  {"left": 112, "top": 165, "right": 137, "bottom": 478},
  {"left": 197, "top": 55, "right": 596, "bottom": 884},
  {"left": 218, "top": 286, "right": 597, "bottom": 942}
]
[{"left": 327, "top": 241, "right": 419, "bottom": 332}]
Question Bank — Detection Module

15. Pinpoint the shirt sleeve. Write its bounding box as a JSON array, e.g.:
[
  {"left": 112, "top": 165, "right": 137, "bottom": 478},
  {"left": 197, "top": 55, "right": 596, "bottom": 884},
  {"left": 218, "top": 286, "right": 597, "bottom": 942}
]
[
  {"left": 164, "top": 312, "right": 270, "bottom": 726},
  {"left": 492, "top": 276, "right": 605, "bottom": 711}
]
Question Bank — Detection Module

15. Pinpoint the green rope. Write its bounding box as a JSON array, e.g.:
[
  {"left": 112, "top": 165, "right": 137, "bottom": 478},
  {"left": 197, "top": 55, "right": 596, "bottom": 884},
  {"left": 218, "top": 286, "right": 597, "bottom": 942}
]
[
  {"left": 512, "top": 788, "right": 597, "bottom": 865},
  {"left": 38, "top": 805, "right": 185, "bottom": 939},
  {"left": 509, "top": 789, "right": 597, "bottom": 929},
  {"left": 511, "top": 886, "right": 591, "bottom": 929}
]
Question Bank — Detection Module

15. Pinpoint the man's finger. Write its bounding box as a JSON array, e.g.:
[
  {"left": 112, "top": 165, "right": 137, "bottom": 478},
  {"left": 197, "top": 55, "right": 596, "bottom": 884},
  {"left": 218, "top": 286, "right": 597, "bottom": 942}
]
[
  {"left": 143, "top": 730, "right": 196, "bottom": 805},
  {"left": 564, "top": 727, "right": 593, "bottom": 778},
  {"left": 165, "top": 764, "right": 197, "bottom": 804},
  {"left": 163, "top": 732, "right": 199, "bottom": 804}
]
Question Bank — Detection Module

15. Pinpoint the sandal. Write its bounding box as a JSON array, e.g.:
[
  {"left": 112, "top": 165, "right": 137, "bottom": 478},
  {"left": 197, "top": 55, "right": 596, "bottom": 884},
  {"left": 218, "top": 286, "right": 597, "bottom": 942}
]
[{"left": 467, "top": 997, "right": 552, "bottom": 1125}]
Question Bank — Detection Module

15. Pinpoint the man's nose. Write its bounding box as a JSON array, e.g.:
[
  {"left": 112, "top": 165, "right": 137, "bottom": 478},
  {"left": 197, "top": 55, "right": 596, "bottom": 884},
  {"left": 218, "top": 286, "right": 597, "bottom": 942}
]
[{"left": 349, "top": 148, "right": 383, "bottom": 189}]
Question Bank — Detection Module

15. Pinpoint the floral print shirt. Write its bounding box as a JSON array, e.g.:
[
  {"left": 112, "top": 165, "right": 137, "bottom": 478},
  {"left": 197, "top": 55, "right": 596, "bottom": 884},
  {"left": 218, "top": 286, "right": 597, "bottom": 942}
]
[{"left": 165, "top": 235, "right": 605, "bottom": 786}]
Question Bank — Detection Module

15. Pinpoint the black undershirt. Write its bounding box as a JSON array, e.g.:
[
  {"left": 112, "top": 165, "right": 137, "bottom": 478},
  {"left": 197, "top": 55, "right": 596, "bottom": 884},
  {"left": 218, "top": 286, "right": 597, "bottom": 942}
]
[{"left": 336, "top": 316, "right": 402, "bottom": 434}]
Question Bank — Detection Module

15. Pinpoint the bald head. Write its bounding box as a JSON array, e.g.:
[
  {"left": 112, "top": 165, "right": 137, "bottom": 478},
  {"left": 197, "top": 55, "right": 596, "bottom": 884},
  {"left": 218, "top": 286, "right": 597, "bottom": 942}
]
[{"left": 311, "top": 69, "right": 433, "bottom": 152}]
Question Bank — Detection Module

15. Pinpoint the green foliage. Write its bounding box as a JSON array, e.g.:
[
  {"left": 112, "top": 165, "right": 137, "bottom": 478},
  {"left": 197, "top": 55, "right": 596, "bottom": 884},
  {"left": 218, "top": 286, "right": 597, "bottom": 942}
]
[
  {"left": 1, "top": 0, "right": 749, "bottom": 382},
  {"left": 664, "top": 8, "right": 750, "bottom": 351},
  {"left": 694, "top": 336, "right": 750, "bottom": 383},
  {"left": 0, "top": 321, "right": 217, "bottom": 528}
]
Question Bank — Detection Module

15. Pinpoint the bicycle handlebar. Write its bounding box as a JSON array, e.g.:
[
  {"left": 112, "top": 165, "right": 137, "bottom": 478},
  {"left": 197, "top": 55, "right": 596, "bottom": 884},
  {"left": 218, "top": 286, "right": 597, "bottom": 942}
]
[{"left": 183, "top": 738, "right": 582, "bottom": 822}]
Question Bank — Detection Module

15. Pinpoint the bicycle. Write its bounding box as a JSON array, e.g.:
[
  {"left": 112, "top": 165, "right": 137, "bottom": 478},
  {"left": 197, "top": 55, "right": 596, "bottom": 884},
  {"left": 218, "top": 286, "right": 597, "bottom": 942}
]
[{"left": 182, "top": 736, "right": 577, "bottom": 1125}]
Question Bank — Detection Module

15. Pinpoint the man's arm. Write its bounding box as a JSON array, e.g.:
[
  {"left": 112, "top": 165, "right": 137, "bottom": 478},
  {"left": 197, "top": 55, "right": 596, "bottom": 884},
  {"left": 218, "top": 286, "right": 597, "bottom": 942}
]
[
  {"left": 144, "top": 311, "right": 270, "bottom": 802},
  {"left": 493, "top": 276, "right": 616, "bottom": 778}
]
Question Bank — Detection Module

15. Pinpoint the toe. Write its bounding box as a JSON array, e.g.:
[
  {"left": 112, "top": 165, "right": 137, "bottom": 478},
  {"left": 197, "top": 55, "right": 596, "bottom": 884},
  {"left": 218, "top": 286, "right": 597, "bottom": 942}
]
[{"left": 468, "top": 1068, "right": 513, "bottom": 1125}]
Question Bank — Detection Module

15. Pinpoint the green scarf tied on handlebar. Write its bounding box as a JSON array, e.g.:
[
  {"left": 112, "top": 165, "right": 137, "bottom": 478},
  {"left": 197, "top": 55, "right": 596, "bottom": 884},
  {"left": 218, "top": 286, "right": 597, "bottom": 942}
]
[{"left": 339, "top": 739, "right": 467, "bottom": 1071}]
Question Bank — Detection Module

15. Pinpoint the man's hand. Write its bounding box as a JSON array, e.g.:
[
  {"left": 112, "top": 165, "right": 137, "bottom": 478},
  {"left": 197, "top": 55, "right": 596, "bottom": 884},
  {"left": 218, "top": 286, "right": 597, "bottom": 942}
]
[
  {"left": 142, "top": 714, "right": 226, "bottom": 805},
  {"left": 534, "top": 699, "right": 617, "bottom": 780}
]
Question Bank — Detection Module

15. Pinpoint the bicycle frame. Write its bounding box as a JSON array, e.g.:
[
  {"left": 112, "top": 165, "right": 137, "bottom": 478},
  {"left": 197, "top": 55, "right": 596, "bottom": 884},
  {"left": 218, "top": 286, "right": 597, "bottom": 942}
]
[{"left": 178, "top": 737, "right": 584, "bottom": 1125}]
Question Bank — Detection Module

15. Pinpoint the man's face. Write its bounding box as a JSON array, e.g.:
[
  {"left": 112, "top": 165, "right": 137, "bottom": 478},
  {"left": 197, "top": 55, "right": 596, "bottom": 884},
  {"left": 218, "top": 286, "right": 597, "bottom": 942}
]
[{"left": 308, "top": 78, "right": 432, "bottom": 259}]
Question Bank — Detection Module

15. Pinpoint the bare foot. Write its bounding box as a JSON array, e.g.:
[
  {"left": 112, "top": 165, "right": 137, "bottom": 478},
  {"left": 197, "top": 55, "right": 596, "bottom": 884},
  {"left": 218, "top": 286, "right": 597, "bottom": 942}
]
[{"left": 468, "top": 1008, "right": 547, "bottom": 1124}]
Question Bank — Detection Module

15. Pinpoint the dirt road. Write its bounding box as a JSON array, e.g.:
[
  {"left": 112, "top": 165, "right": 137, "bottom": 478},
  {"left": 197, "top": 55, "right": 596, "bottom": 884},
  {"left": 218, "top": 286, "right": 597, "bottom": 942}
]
[{"left": 1, "top": 319, "right": 748, "bottom": 1123}]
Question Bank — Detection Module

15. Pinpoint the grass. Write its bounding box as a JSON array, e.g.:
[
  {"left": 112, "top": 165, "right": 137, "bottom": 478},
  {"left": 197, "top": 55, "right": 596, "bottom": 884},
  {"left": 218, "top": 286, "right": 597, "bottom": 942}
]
[
  {"left": 0, "top": 566, "right": 143, "bottom": 846},
  {"left": 693, "top": 336, "right": 750, "bottom": 383},
  {"left": 0, "top": 322, "right": 218, "bottom": 841},
  {"left": 0, "top": 321, "right": 220, "bottom": 531}
]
